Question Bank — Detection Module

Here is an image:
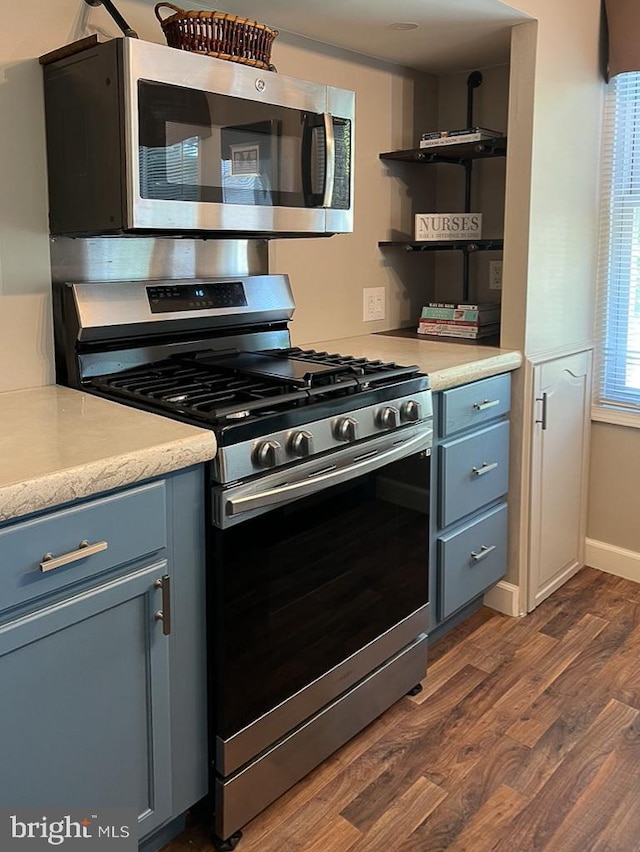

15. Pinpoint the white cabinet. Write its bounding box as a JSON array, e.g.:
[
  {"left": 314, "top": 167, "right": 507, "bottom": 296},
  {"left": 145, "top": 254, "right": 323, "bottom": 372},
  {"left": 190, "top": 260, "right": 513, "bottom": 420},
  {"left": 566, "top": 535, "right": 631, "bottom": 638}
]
[{"left": 527, "top": 350, "right": 592, "bottom": 610}]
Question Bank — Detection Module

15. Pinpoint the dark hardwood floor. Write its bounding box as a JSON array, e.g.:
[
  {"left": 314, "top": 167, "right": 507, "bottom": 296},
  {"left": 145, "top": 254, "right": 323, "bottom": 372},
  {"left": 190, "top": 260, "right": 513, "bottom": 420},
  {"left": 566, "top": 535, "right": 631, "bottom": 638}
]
[{"left": 163, "top": 567, "right": 640, "bottom": 852}]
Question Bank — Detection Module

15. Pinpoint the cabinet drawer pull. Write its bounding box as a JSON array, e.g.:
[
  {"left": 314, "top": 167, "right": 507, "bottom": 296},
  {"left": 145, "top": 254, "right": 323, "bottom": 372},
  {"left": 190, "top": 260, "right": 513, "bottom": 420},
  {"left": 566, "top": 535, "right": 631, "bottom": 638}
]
[
  {"left": 473, "top": 399, "right": 500, "bottom": 411},
  {"left": 154, "top": 574, "right": 172, "bottom": 636},
  {"left": 471, "top": 544, "right": 497, "bottom": 563},
  {"left": 40, "top": 540, "right": 108, "bottom": 573},
  {"left": 472, "top": 461, "right": 498, "bottom": 477}
]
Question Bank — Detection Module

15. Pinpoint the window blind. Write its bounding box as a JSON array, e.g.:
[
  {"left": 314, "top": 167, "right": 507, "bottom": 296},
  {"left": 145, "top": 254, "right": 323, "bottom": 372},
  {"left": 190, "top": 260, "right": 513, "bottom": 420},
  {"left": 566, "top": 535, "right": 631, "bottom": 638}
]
[{"left": 596, "top": 72, "right": 640, "bottom": 414}]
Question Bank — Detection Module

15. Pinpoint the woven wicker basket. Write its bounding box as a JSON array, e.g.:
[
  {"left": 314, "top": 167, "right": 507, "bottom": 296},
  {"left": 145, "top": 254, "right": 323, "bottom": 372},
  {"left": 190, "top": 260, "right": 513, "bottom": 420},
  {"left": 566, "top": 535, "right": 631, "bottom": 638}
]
[{"left": 154, "top": 3, "right": 278, "bottom": 70}]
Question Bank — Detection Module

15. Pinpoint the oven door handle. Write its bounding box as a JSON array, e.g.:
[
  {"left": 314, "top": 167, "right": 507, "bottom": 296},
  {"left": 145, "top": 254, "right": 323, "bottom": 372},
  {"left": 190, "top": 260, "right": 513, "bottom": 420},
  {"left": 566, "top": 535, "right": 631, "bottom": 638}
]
[{"left": 226, "top": 429, "right": 432, "bottom": 517}]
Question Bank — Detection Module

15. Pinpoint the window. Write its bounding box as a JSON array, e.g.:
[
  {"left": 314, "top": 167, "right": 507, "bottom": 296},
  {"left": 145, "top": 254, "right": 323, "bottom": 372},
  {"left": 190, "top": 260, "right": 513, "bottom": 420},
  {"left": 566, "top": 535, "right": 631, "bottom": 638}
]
[{"left": 596, "top": 72, "right": 640, "bottom": 418}]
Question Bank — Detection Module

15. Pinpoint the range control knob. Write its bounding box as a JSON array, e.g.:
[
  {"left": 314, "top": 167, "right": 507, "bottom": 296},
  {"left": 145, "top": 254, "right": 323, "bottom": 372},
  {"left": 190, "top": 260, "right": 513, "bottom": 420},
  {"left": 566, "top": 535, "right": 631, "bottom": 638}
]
[
  {"left": 377, "top": 406, "right": 400, "bottom": 429},
  {"left": 401, "top": 400, "right": 422, "bottom": 422},
  {"left": 253, "top": 439, "right": 282, "bottom": 468},
  {"left": 334, "top": 417, "right": 359, "bottom": 442},
  {"left": 288, "top": 430, "right": 314, "bottom": 458}
]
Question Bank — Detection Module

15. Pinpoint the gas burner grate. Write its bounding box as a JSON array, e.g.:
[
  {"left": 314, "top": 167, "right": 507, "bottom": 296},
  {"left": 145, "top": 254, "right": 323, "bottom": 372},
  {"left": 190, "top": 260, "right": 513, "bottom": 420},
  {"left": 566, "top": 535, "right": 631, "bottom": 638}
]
[
  {"left": 87, "top": 347, "right": 424, "bottom": 428},
  {"left": 89, "top": 358, "right": 316, "bottom": 422}
]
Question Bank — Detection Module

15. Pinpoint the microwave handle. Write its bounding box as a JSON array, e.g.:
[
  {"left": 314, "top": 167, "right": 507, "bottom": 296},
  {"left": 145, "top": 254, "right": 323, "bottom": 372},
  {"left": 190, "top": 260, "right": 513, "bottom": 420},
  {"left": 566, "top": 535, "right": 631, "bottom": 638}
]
[
  {"left": 322, "top": 113, "right": 336, "bottom": 208},
  {"left": 301, "top": 113, "right": 336, "bottom": 208}
]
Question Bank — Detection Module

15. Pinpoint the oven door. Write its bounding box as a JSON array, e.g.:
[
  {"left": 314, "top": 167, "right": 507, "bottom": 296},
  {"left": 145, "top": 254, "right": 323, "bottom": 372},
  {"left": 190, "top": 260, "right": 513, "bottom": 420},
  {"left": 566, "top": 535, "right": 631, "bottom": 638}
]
[{"left": 210, "top": 425, "right": 432, "bottom": 776}]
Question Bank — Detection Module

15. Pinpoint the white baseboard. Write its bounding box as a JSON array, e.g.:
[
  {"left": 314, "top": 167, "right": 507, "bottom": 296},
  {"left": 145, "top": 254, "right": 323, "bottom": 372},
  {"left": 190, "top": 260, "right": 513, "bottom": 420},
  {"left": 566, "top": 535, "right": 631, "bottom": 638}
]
[
  {"left": 585, "top": 538, "right": 640, "bottom": 584},
  {"left": 483, "top": 580, "right": 523, "bottom": 617}
]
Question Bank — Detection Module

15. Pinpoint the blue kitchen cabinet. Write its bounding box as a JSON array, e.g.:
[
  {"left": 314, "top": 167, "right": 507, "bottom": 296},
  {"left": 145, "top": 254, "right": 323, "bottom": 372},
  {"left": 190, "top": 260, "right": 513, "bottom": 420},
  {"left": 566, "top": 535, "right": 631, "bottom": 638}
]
[
  {"left": 429, "top": 373, "right": 511, "bottom": 640},
  {"left": 0, "top": 466, "right": 207, "bottom": 851}
]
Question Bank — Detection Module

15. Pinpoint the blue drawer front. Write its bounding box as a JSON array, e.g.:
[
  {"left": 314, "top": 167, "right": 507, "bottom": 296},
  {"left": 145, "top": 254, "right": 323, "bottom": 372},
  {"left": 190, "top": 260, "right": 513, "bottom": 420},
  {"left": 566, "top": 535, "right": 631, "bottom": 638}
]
[
  {"left": 0, "top": 481, "right": 166, "bottom": 616},
  {"left": 440, "top": 373, "right": 511, "bottom": 437},
  {"left": 438, "top": 502, "right": 508, "bottom": 619},
  {"left": 439, "top": 420, "right": 509, "bottom": 528}
]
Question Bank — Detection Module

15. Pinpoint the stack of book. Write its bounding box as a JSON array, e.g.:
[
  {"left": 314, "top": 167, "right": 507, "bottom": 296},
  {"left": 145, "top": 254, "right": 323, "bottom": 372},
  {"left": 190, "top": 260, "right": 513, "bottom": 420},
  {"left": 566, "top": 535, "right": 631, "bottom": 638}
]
[
  {"left": 417, "top": 302, "right": 501, "bottom": 340},
  {"left": 419, "top": 127, "right": 503, "bottom": 149}
]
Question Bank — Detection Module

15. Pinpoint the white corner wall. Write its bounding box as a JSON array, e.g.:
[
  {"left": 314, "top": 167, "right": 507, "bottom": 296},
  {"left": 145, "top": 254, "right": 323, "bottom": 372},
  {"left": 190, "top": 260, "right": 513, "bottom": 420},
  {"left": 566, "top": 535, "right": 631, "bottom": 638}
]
[{"left": 500, "top": 0, "right": 604, "bottom": 357}]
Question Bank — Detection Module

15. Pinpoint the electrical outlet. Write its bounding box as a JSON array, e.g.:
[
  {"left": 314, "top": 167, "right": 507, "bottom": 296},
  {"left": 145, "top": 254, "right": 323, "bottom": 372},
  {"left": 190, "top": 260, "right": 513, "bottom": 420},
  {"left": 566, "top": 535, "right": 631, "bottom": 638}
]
[
  {"left": 363, "top": 287, "right": 386, "bottom": 322},
  {"left": 489, "top": 261, "right": 503, "bottom": 290}
]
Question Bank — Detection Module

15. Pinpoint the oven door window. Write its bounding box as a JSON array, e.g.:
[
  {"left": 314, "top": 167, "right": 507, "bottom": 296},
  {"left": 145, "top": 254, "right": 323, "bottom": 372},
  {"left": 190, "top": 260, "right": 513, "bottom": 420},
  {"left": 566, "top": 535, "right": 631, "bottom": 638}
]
[
  {"left": 137, "top": 81, "right": 351, "bottom": 210},
  {"left": 213, "top": 452, "right": 429, "bottom": 740}
]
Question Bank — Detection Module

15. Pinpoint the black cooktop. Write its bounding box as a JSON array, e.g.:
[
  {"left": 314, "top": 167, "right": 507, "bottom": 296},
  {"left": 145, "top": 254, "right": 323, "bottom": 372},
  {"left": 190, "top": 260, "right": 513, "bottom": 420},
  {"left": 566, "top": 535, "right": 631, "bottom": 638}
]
[{"left": 88, "top": 347, "right": 427, "bottom": 442}]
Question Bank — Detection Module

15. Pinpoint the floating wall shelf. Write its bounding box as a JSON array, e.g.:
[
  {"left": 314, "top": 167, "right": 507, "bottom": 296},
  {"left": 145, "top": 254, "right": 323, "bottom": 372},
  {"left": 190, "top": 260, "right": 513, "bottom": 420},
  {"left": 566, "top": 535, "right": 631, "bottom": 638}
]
[
  {"left": 379, "top": 137, "right": 507, "bottom": 165},
  {"left": 378, "top": 239, "right": 504, "bottom": 253}
]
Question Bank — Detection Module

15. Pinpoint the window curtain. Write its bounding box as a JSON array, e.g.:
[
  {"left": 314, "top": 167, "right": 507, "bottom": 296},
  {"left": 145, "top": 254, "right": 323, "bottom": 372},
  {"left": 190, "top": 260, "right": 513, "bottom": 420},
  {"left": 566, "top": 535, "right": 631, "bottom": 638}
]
[{"left": 605, "top": 0, "right": 640, "bottom": 80}]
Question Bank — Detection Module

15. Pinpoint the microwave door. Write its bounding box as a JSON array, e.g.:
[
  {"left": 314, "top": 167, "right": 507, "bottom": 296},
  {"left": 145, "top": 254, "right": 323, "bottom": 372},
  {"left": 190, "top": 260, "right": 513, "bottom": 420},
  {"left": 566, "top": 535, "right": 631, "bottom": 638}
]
[
  {"left": 133, "top": 81, "right": 328, "bottom": 233},
  {"left": 122, "top": 39, "right": 351, "bottom": 234}
]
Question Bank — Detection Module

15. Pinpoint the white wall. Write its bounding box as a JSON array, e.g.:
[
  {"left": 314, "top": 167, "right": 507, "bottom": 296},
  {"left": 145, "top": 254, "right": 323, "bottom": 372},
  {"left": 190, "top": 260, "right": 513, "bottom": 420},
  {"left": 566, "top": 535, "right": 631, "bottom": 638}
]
[
  {"left": 499, "top": 0, "right": 604, "bottom": 357},
  {"left": 0, "top": 1, "right": 436, "bottom": 391},
  {"left": 267, "top": 34, "right": 438, "bottom": 345}
]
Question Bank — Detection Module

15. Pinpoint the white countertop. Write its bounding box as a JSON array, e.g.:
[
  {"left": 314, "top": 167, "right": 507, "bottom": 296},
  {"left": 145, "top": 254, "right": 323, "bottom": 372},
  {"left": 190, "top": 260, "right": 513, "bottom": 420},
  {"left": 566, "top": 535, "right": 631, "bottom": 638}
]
[
  {"left": 0, "top": 386, "right": 217, "bottom": 523},
  {"left": 302, "top": 333, "right": 522, "bottom": 390},
  {"left": 0, "top": 339, "right": 520, "bottom": 522}
]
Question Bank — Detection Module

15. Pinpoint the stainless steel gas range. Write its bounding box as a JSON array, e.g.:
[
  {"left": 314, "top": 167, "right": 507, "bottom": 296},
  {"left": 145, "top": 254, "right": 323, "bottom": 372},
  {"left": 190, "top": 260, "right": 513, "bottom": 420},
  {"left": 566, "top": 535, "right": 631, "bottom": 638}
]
[{"left": 53, "top": 271, "right": 433, "bottom": 849}]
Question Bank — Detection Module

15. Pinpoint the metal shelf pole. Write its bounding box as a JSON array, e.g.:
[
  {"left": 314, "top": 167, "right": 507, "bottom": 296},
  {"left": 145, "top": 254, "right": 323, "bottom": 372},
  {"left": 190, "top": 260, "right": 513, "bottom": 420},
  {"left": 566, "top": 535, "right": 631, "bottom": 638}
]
[
  {"left": 84, "top": 0, "right": 138, "bottom": 38},
  {"left": 462, "top": 72, "right": 483, "bottom": 302}
]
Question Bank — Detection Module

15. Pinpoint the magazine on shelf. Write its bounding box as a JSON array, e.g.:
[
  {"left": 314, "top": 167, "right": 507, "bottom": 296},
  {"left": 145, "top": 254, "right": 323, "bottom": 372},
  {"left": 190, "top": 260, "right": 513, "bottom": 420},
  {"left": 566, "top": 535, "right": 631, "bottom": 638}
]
[
  {"left": 420, "top": 305, "right": 501, "bottom": 323},
  {"left": 425, "top": 302, "right": 456, "bottom": 309},
  {"left": 424, "top": 301, "right": 499, "bottom": 310},
  {"left": 421, "top": 127, "right": 503, "bottom": 140},
  {"left": 419, "top": 127, "right": 503, "bottom": 149},
  {"left": 416, "top": 320, "right": 500, "bottom": 339}
]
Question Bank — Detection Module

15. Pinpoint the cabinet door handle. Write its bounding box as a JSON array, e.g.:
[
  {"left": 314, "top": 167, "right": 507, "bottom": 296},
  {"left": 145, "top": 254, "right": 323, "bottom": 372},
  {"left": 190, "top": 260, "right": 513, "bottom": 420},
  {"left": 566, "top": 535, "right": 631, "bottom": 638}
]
[
  {"left": 472, "top": 461, "right": 498, "bottom": 477},
  {"left": 154, "top": 574, "right": 171, "bottom": 636},
  {"left": 471, "top": 544, "right": 497, "bottom": 563},
  {"left": 536, "top": 392, "right": 548, "bottom": 430},
  {"left": 473, "top": 399, "right": 500, "bottom": 411},
  {"left": 40, "top": 539, "right": 108, "bottom": 573}
]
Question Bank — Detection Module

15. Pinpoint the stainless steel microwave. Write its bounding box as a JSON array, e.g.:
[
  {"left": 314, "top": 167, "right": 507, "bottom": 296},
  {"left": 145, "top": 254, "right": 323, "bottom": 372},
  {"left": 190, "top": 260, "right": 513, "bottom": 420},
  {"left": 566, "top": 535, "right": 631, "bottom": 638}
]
[{"left": 42, "top": 38, "right": 354, "bottom": 237}]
